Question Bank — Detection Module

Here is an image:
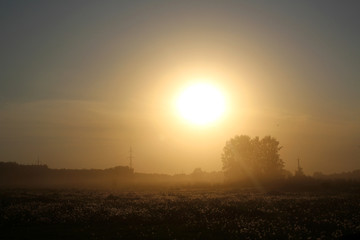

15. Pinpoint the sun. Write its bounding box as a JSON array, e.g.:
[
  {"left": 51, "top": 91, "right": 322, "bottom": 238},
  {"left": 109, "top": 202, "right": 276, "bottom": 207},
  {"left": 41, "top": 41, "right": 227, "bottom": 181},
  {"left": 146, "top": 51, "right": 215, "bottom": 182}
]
[{"left": 176, "top": 82, "right": 226, "bottom": 125}]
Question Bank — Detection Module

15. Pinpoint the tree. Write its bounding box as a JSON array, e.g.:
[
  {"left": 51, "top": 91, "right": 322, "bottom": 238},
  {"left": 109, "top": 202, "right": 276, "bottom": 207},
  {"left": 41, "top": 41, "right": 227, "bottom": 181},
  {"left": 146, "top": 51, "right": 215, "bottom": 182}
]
[{"left": 221, "top": 135, "right": 284, "bottom": 182}]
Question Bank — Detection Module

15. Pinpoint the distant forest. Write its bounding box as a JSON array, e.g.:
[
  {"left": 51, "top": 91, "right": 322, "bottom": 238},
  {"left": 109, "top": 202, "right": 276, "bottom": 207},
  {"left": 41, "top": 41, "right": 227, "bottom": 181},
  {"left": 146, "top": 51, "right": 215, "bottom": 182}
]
[
  {"left": 0, "top": 162, "right": 223, "bottom": 188},
  {"left": 1, "top": 161, "right": 360, "bottom": 190}
]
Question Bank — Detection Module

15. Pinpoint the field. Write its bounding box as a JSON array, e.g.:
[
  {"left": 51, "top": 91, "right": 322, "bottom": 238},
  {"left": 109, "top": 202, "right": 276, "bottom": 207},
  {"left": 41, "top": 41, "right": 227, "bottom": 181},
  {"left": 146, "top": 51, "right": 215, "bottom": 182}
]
[{"left": 1, "top": 188, "right": 360, "bottom": 239}]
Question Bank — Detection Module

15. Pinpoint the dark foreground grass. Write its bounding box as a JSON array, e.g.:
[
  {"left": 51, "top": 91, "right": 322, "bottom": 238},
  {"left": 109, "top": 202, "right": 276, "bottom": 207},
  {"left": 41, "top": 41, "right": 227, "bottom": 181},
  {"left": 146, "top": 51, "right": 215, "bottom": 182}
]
[{"left": 1, "top": 188, "right": 360, "bottom": 239}]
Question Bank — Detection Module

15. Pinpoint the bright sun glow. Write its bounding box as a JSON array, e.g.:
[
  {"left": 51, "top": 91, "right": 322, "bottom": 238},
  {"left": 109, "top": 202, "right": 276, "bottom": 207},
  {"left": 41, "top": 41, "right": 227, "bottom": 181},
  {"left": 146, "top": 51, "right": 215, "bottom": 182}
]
[{"left": 176, "top": 82, "right": 226, "bottom": 125}]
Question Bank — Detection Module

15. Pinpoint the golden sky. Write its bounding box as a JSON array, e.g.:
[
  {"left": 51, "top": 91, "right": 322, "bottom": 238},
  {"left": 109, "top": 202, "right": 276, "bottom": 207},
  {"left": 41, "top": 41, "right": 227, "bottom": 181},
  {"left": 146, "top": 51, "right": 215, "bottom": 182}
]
[{"left": 1, "top": 1, "right": 359, "bottom": 174}]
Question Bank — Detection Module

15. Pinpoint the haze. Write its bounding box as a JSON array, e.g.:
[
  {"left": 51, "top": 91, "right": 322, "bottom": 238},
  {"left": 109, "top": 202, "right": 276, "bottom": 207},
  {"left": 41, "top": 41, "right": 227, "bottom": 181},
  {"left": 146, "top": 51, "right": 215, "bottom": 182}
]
[{"left": 1, "top": 0, "right": 359, "bottom": 174}]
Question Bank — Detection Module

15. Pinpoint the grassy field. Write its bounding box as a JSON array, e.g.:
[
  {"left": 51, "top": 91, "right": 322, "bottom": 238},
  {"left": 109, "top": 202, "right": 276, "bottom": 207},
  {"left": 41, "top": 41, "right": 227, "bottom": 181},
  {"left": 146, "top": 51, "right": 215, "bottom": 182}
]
[{"left": 1, "top": 188, "right": 360, "bottom": 239}]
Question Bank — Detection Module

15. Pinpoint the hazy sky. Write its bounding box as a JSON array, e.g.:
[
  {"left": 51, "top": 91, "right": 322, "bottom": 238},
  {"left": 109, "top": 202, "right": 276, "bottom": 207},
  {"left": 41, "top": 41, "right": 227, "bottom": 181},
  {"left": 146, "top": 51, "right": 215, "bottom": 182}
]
[{"left": 1, "top": 0, "right": 359, "bottom": 174}]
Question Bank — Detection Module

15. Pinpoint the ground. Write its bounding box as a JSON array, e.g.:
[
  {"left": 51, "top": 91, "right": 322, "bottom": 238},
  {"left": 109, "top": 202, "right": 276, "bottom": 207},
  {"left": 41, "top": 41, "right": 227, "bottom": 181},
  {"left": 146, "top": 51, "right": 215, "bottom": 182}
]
[{"left": 1, "top": 188, "right": 360, "bottom": 239}]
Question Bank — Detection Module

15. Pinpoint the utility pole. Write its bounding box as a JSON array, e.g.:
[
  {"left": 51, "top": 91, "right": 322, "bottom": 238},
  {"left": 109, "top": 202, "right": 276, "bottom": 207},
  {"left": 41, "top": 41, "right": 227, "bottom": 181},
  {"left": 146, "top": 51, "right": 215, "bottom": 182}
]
[
  {"left": 129, "top": 146, "right": 133, "bottom": 170},
  {"left": 297, "top": 158, "right": 300, "bottom": 169},
  {"left": 295, "top": 158, "right": 304, "bottom": 176}
]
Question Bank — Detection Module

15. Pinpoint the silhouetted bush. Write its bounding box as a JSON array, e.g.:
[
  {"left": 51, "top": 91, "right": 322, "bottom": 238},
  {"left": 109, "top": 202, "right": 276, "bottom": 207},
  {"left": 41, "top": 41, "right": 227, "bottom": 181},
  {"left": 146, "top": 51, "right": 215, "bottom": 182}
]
[{"left": 222, "top": 135, "right": 284, "bottom": 184}]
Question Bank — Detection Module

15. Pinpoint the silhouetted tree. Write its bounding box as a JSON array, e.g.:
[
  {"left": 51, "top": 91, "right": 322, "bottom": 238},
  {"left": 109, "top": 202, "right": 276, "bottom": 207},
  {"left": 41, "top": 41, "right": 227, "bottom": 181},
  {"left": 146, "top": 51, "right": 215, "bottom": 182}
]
[
  {"left": 222, "top": 135, "right": 284, "bottom": 182},
  {"left": 191, "top": 168, "right": 204, "bottom": 182},
  {"left": 192, "top": 168, "right": 204, "bottom": 176}
]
